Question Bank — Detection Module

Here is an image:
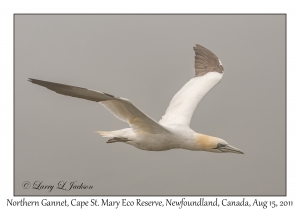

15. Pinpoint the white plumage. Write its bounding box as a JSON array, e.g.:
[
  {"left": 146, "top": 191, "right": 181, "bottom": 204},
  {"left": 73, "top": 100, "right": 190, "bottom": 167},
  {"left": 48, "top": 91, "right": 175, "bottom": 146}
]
[
  {"left": 29, "top": 44, "right": 244, "bottom": 154},
  {"left": 159, "top": 72, "right": 223, "bottom": 126}
]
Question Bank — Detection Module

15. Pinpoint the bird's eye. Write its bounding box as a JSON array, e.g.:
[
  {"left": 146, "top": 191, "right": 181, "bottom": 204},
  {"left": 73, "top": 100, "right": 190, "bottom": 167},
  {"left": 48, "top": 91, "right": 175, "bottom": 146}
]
[
  {"left": 213, "top": 143, "right": 227, "bottom": 149},
  {"left": 219, "top": 143, "right": 227, "bottom": 147}
]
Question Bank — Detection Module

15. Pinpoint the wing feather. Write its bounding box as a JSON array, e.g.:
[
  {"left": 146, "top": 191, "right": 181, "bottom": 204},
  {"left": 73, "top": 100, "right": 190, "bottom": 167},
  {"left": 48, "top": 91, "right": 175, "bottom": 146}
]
[
  {"left": 28, "top": 78, "right": 168, "bottom": 134},
  {"left": 194, "top": 44, "right": 224, "bottom": 76},
  {"left": 159, "top": 44, "right": 224, "bottom": 126}
]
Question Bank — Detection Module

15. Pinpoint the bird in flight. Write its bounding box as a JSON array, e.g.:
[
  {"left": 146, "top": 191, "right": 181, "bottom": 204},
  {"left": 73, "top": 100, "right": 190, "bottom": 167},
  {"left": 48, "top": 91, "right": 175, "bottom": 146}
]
[{"left": 29, "top": 44, "right": 244, "bottom": 154}]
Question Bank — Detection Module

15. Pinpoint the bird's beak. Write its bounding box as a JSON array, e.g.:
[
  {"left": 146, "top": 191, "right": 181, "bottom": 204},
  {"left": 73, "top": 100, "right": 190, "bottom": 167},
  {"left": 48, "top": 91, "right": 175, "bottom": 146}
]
[{"left": 220, "top": 145, "right": 244, "bottom": 154}]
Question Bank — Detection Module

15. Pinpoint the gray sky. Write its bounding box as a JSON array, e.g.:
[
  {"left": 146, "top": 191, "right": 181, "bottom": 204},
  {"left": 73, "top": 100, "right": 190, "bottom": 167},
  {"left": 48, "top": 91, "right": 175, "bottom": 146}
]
[{"left": 15, "top": 15, "right": 285, "bottom": 195}]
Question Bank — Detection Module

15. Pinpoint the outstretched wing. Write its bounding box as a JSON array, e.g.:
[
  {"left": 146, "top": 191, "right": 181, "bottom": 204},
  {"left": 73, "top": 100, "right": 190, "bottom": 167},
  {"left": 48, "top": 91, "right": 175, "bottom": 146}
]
[
  {"left": 159, "top": 44, "right": 224, "bottom": 126},
  {"left": 29, "top": 79, "right": 169, "bottom": 134}
]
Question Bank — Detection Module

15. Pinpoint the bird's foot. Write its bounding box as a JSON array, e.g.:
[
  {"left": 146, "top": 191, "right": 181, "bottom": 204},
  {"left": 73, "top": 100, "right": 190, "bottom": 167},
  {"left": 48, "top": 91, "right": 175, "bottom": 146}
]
[{"left": 106, "top": 137, "right": 130, "bottom": 143}]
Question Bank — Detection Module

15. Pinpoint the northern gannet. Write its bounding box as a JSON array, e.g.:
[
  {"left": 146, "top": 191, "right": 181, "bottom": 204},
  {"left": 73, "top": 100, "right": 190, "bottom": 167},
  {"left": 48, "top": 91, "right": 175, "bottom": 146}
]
[{"left": 29, "top": 44, "right": 244, "bottom": 154}]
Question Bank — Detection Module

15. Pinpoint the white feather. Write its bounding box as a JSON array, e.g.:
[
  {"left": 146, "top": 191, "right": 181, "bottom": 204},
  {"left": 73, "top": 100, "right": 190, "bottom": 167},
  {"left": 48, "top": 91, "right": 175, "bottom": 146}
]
[{"left": 159, "top": 72, "right": 223, "bottom": 126}]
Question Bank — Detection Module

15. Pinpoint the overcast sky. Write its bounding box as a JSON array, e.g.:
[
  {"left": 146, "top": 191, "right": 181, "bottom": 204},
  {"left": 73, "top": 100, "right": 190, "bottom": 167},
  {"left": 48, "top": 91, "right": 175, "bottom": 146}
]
[{"left": 15, "top": 15, "right": 285, "bottom": 195}]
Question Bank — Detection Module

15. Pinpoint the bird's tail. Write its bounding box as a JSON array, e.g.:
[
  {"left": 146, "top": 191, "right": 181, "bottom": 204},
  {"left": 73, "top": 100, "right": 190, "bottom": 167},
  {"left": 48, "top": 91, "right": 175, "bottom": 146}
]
[
  {"left": 95, "top": 128, "right": 131, "bottom": 139},
  {"left": 95, "top": 131, "right": 115, "bottom": 138}
]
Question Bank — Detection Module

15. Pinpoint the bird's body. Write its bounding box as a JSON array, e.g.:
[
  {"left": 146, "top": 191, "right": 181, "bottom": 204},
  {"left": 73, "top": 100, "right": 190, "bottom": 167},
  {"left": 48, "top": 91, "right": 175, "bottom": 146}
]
[
  {"left": 29, "top": 44, "right": 244, "bottom": 154},
  {"left": 99, "top": 125, "right": 196, "bottom": 151}
]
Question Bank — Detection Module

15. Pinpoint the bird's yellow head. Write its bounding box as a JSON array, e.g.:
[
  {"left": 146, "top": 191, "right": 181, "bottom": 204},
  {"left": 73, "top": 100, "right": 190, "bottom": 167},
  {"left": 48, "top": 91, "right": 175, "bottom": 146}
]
[{"left": 195, "top": 134, "right": 244, "bottom": 154}]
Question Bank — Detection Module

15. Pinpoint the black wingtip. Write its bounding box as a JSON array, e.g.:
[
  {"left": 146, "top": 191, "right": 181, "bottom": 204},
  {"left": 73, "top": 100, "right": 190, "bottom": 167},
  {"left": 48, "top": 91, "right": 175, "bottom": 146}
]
[
  {"left": 28, "top": 78, "right": 35, "bottom": 83},
  {"left": 28, "top": 78, "right": 45, "bottom": 85},
  {"left": 193, "top": 44, "right": 210, "bottom": 52}
]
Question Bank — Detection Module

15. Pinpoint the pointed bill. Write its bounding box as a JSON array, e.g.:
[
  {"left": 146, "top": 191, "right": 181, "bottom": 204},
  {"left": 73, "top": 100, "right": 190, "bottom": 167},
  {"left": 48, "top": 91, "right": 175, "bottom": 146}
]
[{"left": 219, "top": 145, "right": 244, "bottom": 154}]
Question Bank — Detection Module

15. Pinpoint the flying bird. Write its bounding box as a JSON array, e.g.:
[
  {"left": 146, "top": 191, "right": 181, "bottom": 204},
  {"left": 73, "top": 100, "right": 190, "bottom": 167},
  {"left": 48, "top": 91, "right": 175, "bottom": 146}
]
[{"left": 29, "top": 44, "right": 244, "bottom": 154}]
